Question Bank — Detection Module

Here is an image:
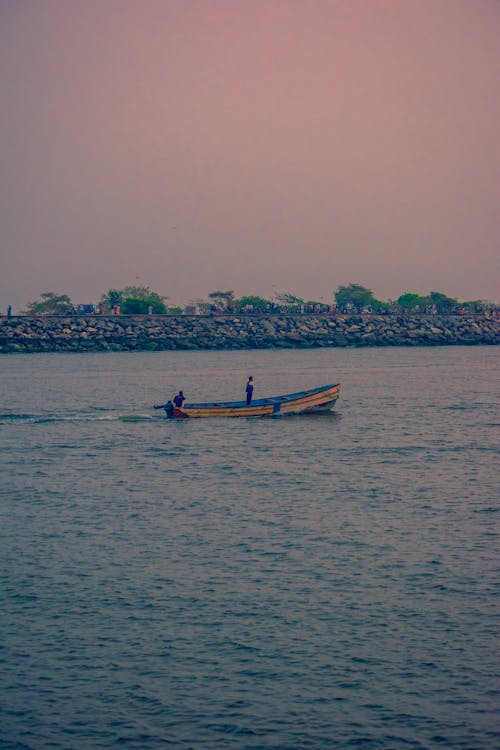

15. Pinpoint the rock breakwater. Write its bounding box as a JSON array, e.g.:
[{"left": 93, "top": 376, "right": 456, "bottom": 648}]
[{"left": 0, "top": 313, "right": 498, "bottom": 353}]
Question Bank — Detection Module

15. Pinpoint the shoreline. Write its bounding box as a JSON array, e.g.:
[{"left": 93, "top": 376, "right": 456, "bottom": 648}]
[{"left": 1, "top": 313, "right": 498, "bottom": 353}]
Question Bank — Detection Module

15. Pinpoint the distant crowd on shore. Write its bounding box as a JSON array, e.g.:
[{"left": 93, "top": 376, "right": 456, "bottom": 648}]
[
  {"left": 3, "top": 303, "right": 499, "bottom": 318},
  {"left": 5, "top": 284, "right": 499, "bottom": 319}
]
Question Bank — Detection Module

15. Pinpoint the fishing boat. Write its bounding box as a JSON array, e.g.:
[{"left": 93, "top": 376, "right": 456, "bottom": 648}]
[{"left": 155, "top": 383, "right": 341, "bottom": 419}]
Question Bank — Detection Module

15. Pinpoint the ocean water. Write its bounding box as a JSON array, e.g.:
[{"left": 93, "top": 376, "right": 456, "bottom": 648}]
[{"left": 0, "top": 346, "right": 498, "bottom": 750}]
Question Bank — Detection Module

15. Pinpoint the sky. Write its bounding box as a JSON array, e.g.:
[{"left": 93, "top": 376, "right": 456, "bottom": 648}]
[{"left": 0, "top": 0, "right": 498, "bottom": 311}]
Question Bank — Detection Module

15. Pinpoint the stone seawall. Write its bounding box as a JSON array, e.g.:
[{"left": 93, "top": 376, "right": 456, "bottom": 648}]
[{"left": 1, "top": 314, "right": 498, "bottom": 353}]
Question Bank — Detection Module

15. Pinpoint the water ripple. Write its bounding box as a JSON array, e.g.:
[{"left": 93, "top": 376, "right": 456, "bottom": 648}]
[{"left": 0, "top": 347, "right": 498, "bottom": 749}]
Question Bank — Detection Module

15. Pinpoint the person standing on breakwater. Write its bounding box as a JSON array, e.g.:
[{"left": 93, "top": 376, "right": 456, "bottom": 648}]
[{"left": 245, "top": 376, "right": 254, "bottom": 405}]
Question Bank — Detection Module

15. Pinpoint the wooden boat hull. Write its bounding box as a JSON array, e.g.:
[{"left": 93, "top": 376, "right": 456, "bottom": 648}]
[{"left": 171, "top": 383, "right": 341, "bottom": 418}]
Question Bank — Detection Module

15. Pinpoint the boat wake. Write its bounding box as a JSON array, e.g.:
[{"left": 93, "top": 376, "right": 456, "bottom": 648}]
[
  {"left": 0, "top": 412, "right": 160, "bottom": 425},
  {"left": 0, "top": 409, "right": 341, "bottom": 426}
]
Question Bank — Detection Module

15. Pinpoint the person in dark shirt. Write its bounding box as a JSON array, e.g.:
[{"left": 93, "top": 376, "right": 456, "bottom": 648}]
[
  {"left": 173, "top": 391, "right": 185, "bottom": 408},
  {"left": 154, "top": 390, "right": 185, "bottom": 415},
  {"left": 245, "top": 376, "right": 254, "bottom": 405},
  {"left": 154, "top": 400, "right": 173, "bottom": 415}
]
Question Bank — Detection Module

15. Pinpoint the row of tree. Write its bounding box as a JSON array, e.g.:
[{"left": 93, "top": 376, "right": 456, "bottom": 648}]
[{"left": 22, "top": 284, "right": 495, "bottom": 316}]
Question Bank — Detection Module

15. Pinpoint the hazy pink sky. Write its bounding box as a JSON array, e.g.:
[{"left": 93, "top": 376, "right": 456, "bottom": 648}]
[{"left": 1, "top": 0, "right": 498, "bottom": 310}]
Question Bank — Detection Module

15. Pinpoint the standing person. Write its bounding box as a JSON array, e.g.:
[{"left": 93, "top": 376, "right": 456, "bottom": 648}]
[
  {"left": 173, "top": 391, "right": 185, "bottom": 408},
  {"left": 7, "top": 305, "right": 12, "bottom": 318},
  {"left": 154, "top": 390, "right": 185, "bottom": 413},
  {"left": 245, "top": 376, "right": 254, "bottom": 405}
]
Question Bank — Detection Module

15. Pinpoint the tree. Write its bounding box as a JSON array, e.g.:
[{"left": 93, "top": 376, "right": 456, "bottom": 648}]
[
  {"left": 195, "top": 300, "right": 212, "bottom": 315},
  {"left": 334, "top": 284, "right": 381, "bottom": 312},
  {"left": 102, "top": 288, "right": 123, "bottom": 310},
  {"left": 234, "top": 295, "right": 270, "bottom": 312},
  {"left": 208, "top": 291, "right": 235, "bottom": 311},
  {"left": 397, "top": 293, "right": 428, "bottom": 311},
  {"left": 427, "top": 291, "right": 457, "bottom": 313},
  {"left": 100, "top": 286, "right": 168, "bottom": 314},
  {"left": 121, "top": 286, "right": 168, "bottom": 314},
  {"left": 26, "top": 292, "right": 74, "bottom": 315},
  {"left": 275, "top": 293, "right": 304, "bottom": 310}
]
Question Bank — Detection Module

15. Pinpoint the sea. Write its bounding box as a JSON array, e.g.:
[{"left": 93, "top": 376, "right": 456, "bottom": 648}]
[{"left": 0, "top": 346, "right": 498, "bottom": 750}]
